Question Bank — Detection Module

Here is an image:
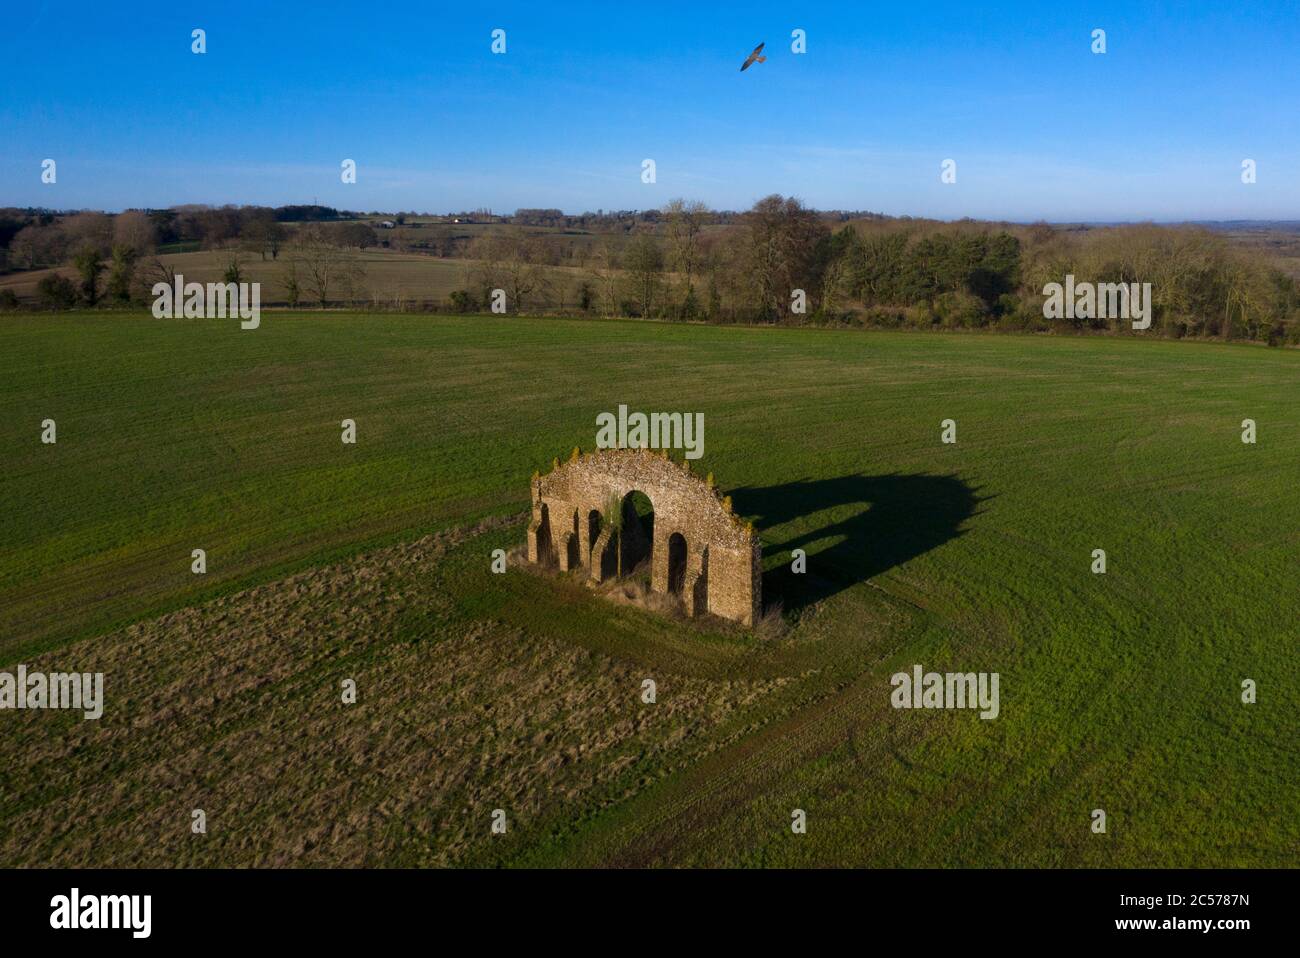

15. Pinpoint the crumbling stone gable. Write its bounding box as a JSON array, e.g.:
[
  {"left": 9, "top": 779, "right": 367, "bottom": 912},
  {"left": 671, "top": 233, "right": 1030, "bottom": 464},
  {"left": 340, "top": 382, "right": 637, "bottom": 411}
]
[{"left": 526, "top": 448, "right": 762, "bottom": 626}]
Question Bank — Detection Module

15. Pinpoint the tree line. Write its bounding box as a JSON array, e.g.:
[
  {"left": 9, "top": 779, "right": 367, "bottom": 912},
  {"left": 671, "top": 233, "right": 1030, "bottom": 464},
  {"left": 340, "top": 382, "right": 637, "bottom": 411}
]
[
  {"left": 0, "top": 208, "right": 379, "bottom": 310},
  {"left": 453, "top": 196, "right": 1300, "bottom": 345},
  {"left": 3, "top": 198, "right": 1297, "bottom": 345}
]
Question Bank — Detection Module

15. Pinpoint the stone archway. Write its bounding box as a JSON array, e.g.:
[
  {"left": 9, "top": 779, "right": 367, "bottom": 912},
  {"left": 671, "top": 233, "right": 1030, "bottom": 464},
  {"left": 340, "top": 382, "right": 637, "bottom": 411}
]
[
  {"left": 619, "top": 490, "right": 654, "bottom": 575},
  {"left": 527, "top": 448, "right": 762, "bottom": 626}
]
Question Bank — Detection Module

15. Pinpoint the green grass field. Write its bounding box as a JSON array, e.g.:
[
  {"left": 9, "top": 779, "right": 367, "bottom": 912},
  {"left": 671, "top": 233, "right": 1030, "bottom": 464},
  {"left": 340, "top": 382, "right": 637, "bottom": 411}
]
[{"left": 1, "top": 311, "right": 1296, "bottom": 867}]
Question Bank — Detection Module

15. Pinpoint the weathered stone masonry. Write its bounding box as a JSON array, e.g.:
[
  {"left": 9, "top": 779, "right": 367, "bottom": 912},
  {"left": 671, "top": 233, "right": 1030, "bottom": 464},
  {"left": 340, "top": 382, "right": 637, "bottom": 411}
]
[{"left": 527, "top": 448, "right": 762, "bottom": 626}]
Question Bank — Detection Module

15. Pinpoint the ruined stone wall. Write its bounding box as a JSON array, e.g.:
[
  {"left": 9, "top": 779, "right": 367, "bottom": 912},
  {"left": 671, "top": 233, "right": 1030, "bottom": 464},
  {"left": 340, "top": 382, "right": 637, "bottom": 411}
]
[{"left": 526, "top": 448, "right": 761, "bottom": 626}]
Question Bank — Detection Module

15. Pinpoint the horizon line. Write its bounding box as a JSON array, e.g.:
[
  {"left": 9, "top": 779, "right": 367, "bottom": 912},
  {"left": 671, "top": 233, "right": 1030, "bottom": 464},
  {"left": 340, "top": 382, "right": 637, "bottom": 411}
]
[{"left": 6, "top": 202, "right": 1300, "bottom": 229}]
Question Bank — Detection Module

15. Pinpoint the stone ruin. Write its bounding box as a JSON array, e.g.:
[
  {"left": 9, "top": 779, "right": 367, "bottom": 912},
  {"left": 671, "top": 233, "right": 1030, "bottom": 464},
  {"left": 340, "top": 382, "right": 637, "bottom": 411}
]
[{"left": 527, "top": 448, "right": 762, "bottom": 626}]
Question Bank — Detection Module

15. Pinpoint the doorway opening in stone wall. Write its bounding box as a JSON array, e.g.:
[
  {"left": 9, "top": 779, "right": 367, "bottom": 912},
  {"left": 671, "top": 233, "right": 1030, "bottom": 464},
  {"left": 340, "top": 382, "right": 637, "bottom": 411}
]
[
  {"left": 536, "top": 502, "right": 554, "bottom": 567},
  {"left": 586, "top": 509, "right": 602, "bottom": 566},
  {"left": 619, "top": 490, "right": 654, "bottom": 576},
  {"left": 667, "top": 532, "right": 688, "bottom": 595},
  {"left": 567, "top": 509, "right": 581, "bottom": 568}
]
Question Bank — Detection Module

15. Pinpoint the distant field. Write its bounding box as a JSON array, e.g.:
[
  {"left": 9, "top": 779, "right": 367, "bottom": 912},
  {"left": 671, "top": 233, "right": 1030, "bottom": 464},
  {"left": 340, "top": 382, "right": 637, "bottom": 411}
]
[
  {"left": 1, "top": 312, "right": 1296, "bottom": 866},
  {"left": 1221, "top": 227, "right": 1300, "bottom": 280}
]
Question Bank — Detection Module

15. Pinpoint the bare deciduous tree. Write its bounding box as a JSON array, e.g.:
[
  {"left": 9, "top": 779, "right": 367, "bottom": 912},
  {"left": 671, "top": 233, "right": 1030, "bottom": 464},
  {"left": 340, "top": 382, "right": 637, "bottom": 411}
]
[
  {"left": 743, "top": 195, "right": 830, "bottom": 322},
  {"left": 664, "top": 198, "right": 708, "bottom": 315},
  {"left": 622, "top": 234, "right": 664, "bottom": 318},
  {"left": 587, "top": 241, "right": 622, "bottom": 318},
  {"left": 470, "top": 230, "right": 549, "bottom": 312},
  {"left": 62, "top": 212, "right": 114, "bottom": 257},
  {"left": 290, "top": 224, "right": 366, "bottom": 308},
  {"left": 112, "top": 211, "right": 157, "bottom": 256},
  {"left": 241, "top": 212, "right": 285, "bottom": 261}
]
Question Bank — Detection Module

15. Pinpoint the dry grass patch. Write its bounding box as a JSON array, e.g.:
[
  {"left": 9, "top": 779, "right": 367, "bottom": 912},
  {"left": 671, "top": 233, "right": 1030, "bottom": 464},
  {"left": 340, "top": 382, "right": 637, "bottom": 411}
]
[{"left": 0, "top": 518, "right": 788, "bottom": 867}]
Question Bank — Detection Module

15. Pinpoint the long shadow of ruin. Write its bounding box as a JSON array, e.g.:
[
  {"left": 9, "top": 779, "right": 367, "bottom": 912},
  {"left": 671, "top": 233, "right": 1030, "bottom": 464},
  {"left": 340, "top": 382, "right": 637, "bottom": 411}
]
[{"left": 729, "top": 473, "right": 986, "bottom": 613}]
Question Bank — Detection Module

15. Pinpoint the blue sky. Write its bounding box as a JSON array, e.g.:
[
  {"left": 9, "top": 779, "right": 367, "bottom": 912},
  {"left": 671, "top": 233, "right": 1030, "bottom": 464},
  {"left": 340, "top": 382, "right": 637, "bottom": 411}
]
[{"left": 2, "top": 1, "right": 1298, "bottom": 220}]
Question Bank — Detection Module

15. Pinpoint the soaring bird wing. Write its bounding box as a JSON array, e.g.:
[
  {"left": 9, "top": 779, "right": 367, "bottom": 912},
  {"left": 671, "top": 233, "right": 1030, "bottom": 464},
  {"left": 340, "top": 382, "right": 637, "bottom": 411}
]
[{"left": 740, "top": 41, "right": 765, "bottom": 71}]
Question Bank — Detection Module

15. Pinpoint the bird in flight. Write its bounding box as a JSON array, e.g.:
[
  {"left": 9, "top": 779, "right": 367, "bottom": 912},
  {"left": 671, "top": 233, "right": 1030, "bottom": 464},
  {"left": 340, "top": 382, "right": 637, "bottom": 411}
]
[{"left": 740, "top": 42, "right": 766, "bottom": 71}]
